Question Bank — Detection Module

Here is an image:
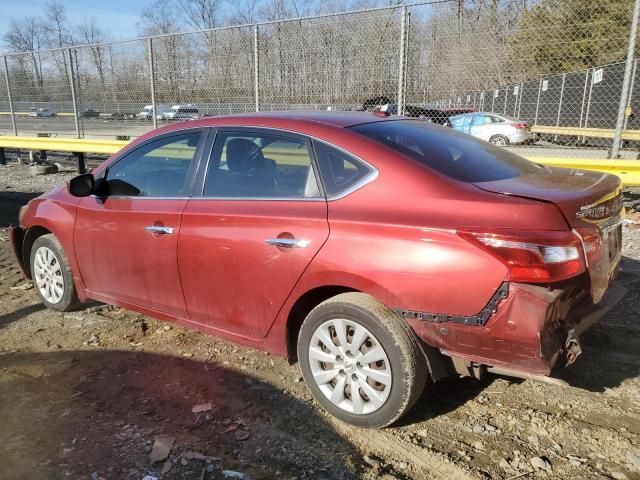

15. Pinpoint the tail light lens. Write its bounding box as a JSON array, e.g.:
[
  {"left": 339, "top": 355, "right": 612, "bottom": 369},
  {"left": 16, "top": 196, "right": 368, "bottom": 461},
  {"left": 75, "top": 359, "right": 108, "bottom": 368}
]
[
  {"left": 513, "top": 123, "right": 528, "bottom": 130},
  {"left": 458, "top": 229, "right": 586, "bottom": 283},
  {"left": 575, "top": 228, "right": 604, "bottom": 266}
]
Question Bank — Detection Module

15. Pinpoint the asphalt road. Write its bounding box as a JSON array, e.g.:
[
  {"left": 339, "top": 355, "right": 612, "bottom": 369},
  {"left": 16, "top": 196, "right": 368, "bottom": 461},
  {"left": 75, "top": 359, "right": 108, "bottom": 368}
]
[{"left": 1, "top": 117, "right": 638, "bottom": 160}]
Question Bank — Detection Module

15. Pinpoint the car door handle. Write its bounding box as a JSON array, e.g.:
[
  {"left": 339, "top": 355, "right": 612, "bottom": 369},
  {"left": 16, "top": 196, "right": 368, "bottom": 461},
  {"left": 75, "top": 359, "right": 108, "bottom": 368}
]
[
  {"left": 265, "top": 238, "right": 310, "bottom": 248},
  {"left": 145, "top": 226, "right": 174, "bottom": 235}
]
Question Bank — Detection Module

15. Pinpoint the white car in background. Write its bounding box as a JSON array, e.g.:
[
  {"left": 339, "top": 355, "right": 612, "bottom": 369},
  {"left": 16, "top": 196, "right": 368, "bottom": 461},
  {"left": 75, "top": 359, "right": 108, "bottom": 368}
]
[
  {"left": 449, "top": 112, "right": 531, "bottom": 146},
  {"left": 137, "top": 104, "right": 172, "bottom": 121},
  {"left": 162, "top": 104, "right": 201, "bottom": 121},
  {"left": 28, "top": 108, "right": 57, "bottom": 118}
]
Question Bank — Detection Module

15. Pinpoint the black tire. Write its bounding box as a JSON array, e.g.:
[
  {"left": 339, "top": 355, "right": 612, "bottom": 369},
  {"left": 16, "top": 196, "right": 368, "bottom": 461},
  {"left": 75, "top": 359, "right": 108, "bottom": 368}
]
[
  {"left": 29, "top": 234, "right": 81, "bottom": 312},
  {"left": 297, "top": 292, "right": 427, "bottom": 428},
  {"left": 489, "top": 134, "right": 509, "bottom": 146}
]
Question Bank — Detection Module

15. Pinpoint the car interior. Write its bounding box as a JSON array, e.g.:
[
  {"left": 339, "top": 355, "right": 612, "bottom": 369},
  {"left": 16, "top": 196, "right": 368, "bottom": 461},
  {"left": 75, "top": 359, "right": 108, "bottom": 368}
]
[{"left": 204, "top": 134, "right": 320, "bottom": 198}]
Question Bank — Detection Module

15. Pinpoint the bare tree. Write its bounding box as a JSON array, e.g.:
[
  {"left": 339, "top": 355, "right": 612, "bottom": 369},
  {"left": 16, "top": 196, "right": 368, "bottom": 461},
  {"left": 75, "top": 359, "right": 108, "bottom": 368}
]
[
  {"left": 140, "top": 0, "right": 185, "bottom": 100},
  {"left": 176, "top": 0, "right": 221, "bottom": 30},
  {"left": 43, "top": 2, "right": 74, "bottom": 82},
  {"left": 77, "top": 18, "right": 107, "bottom": 86},
  {"left": 3, "top": 18, "right": 46, "bottom": 91}
]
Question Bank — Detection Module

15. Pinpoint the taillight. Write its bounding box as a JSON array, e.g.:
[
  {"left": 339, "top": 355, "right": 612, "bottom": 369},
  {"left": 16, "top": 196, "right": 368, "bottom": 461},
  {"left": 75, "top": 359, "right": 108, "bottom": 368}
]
[
  {"left": 458, "top": 229, "right": 586, "bottom": 283},
  {"left": 575, "top": 228, "right": 604, "bottom": 266},
  {"left": 513, "top": 123, "right": 527, "bottom": 130}
]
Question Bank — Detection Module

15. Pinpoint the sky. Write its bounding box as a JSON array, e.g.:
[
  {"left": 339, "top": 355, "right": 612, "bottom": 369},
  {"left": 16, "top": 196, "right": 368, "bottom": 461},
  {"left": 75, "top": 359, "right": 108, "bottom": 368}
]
[{"left": 0, "top": 0, "right": 145, "bottom": 41}]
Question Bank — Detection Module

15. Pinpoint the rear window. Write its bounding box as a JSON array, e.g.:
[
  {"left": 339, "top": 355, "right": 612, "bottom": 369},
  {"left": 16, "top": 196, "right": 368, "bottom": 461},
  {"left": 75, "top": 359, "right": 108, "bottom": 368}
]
[{"left": 350, "top": 120, "right": 542, "bottom": 182}]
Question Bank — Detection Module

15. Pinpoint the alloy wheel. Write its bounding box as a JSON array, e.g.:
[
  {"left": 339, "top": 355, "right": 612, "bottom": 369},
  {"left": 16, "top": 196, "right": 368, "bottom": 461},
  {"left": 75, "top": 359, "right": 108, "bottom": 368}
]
[{"left": 33, "top": 246, "right": 64, "bottom": 304}]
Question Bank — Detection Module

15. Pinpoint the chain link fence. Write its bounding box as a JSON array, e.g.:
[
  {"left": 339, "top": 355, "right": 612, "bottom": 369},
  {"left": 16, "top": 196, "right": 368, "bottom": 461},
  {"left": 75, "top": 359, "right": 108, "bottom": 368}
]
[{"left": 0, "top": 0, "right": 638, "bottom": 160}]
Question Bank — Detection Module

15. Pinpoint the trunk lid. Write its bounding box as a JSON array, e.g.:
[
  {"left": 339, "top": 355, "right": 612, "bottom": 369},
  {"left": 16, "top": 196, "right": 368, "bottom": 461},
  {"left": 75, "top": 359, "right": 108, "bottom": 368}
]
[
  {"left": 473, "top": 166, "right": 623, "bottom": 303},
  {"left": 473, "top": 166, "right": 622, "bottom": 228}
]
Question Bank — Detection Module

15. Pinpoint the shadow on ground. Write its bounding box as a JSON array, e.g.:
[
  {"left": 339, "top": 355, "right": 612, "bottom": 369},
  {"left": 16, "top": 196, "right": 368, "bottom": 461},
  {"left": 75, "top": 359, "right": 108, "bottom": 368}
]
[
  {"left": 0, "top": 303, "right": 46, "bottom": 328},
  {"left": 0, "top": 350, "right": 364, "bottom": 480}
]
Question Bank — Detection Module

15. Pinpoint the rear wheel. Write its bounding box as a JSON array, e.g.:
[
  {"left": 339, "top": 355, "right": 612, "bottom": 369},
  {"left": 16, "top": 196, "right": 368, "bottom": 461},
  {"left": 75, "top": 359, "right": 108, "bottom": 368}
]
[
  {"left": 30, "top": 234, "right": 80, "bottom": 312},
  {"left": 489, "top": 134, "right": 509, "bottom": 146},
  {"left": 297, "top": 292, "right": 427, "bottom": 428}
]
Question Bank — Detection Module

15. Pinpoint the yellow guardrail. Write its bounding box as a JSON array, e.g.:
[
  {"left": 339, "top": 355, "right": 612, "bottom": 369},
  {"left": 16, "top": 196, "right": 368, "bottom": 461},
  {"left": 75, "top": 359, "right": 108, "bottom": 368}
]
[
  {"left": 521, "top": 157, "right": 640, "bottom": 186},
  {"left": 1, "top": 135, "right": 639, "bottom": 186},
  {"left": 0, "top": 112, "right": 75, "bottom": 117},
  {"left": 531, "top": 125, "right": 640, "bottom": 141},
  {"left": 0, "top": 136, "right": 127, "bottom": 155}
]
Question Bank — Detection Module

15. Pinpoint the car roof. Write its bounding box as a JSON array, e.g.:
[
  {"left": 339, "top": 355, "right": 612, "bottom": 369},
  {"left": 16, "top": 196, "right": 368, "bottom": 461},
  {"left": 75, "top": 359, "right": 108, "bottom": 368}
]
[
  {"left": 205, "top": 111, "right": 388, "bottom": 128},
  {"left": 127, "top": 111, "right": 395, "bottom": 151}
]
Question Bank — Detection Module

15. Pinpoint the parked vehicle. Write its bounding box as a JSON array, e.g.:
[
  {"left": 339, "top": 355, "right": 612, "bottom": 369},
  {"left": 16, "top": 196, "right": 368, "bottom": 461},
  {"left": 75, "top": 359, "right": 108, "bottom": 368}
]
[
  {"left": 449, "top": 112, "right": 531, "bottom": 145},
  {"left": 80, "top": 109, "right": 100, "bottom": 118},
  {"left": 442, "top": 108, "right": 476, "bottom": 117},
  {"left": 10, "top": 112, "right": 624, "bottom": 428},
  {"left": 28, "top": 108, "right": 56, "bottom": 118},
  {"left": 162, "top": 104, "right": 201, "bottom": 121},
  {"left": 137, "top": 104, "right": 173, "bottom": 121},
  {"left": 372, "top": 103, "right": 452, "bottom": 125}
]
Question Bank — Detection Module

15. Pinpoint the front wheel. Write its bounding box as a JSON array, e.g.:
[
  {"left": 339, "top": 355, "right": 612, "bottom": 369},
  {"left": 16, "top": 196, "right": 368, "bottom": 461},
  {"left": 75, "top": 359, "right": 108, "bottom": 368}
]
[
  {"left": 30, "top": 234, "right": 80, "bottom": 312},
  {"left": 297, "top": 293, "right": 427, "bottom": 428}
]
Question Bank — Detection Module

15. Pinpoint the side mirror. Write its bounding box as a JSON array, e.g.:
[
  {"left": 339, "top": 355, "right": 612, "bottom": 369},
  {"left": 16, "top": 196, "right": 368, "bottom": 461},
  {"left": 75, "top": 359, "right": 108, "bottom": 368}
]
[{"left": 68, "top": 173, "right": 95, "bottom": 197}]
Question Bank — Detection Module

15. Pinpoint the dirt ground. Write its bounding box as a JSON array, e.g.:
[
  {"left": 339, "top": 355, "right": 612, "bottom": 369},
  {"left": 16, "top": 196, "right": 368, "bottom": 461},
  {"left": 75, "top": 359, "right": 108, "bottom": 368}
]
[{"left": 1, "top": 163, "right": 639, "bottom": 480}]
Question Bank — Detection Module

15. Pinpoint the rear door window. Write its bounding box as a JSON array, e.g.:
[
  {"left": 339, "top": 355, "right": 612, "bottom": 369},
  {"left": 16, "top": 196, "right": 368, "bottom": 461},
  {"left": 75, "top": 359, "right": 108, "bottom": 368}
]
[
  {"left": 350, "top": 120, "right": 543, "bottom": 183},
  {"left": 204, "top": 131, "right": 321, "bottom": 198},
  {"left": 471, "top": 114, "right": 491, "bottom": 126}
]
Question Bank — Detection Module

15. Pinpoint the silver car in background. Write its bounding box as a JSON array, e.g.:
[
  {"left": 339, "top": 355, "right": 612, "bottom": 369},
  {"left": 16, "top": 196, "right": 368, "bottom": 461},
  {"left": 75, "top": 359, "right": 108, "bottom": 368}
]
[
  {"left": 449, "top": 112, "right": 531, "bottom": 146},
  {"left": 28, "top": 108, "right": 57, "bottom": 118}
]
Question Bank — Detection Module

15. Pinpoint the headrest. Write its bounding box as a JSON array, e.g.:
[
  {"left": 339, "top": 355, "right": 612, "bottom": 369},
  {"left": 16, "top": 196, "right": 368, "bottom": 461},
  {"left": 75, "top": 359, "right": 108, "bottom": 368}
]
[{"left": 226, "top": 139, "right": 265, "bottom": 173}]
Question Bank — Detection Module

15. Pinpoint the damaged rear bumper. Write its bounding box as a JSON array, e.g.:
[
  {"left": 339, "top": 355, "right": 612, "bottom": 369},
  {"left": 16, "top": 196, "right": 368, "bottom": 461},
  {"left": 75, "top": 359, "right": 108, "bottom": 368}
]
[{"left": 408, "top": 278, "right": 627, "bottom": 379}]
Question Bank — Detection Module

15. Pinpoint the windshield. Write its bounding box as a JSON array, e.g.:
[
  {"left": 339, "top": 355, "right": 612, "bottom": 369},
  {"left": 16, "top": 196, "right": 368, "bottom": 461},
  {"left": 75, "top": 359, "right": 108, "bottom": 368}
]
[{"left": 349, "top": 120, "right": 543, "bottom": 182}]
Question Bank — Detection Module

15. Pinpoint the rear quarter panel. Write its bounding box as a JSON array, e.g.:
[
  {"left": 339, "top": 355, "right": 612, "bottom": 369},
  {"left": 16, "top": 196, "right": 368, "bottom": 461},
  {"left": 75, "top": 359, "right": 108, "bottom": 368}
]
[{"left": 264, "top": 130, "right": 570, "bottom": 354}]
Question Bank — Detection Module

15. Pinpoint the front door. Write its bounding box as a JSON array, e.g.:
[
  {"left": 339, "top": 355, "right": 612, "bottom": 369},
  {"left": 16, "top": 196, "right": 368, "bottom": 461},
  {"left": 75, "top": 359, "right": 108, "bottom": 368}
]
[
  {"left": 74, "top": 130, "right": 206, "bottom": 318},
  {"left": 178, "top": 128, "right": 329, "bottom": 338}
]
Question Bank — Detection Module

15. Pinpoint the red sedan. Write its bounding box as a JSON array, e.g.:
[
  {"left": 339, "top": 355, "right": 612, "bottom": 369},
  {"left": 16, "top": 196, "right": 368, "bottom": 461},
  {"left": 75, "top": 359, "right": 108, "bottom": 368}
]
[{"left": 10, "top": 112, "right": 624, "bottom": 427}]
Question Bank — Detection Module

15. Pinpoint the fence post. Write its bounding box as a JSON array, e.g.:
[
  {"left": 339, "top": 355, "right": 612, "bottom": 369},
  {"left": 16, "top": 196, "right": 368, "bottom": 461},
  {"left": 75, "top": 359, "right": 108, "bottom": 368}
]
[
  {"left": 556, "top": 73, "right": 566, "bottom": 128},
  {"left": 534, "top": 79, "right": 542, "bottom": 125},
  {"left": 253, "top": 24, "right": 260, "bottom": 113},
  {"left": 516, "top": 83, "right": 522, "bottom": 118},
  {"left": 66, "top": 48, "right": 81, "bottom": 139},
  {"left": 397, "top": 6, "right": 408, "bottom": 116},
  {"left": 3, "top": 56, "right": 17, "bottom": 136},
  {"left": 502, "top": 86, "right": 508, "bottom": 114},
  {"left": 584, "top": 70, "right": 595, "bottom": 131},
  {"left": 578, "top": 69, "right": 590, "bottom": 129},
  {"left": 611, "top": 0, "right": 640, "bottom": 158},
  {"left": 491, "top": 90, "right": 495, "bottom": 113},
  {"left": 624, "top": 59, "right": 638, "bottom": 130},
  {"left": 148, "top": 38, "right": 158, "bottom": 129}
]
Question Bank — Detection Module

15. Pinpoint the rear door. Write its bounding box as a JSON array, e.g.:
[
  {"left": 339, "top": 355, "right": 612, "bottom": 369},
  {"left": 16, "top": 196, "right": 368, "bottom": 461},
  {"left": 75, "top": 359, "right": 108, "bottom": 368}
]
[
  {"left": 178, "top": 128, "right": 329, "bottom": 338},
  {"left": 469, "top": 114, "right": 493, "bottom": 141},
  {"left": 74, "top": 129, "right": 206, "bottom": 317}
]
